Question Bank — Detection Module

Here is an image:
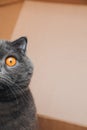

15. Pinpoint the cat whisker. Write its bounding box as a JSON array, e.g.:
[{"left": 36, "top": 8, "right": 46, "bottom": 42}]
[
  {"left": 14, "top": 85, "right": 29, "bottom": 104},
  {"left": 0, "top": 74, "right": 30, "bottom": 106}
]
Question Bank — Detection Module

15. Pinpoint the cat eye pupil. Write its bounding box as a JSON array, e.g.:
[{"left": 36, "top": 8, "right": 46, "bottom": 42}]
[{"left": 10, "top": 60, "right": 12, "bottom": 63}]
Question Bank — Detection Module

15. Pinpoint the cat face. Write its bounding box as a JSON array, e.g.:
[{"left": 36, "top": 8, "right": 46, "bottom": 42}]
[{"left": 0, "top": 37, "right": 33, "bottom": 95}]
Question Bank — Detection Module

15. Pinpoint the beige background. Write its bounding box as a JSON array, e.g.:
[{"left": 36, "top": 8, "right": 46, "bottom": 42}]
[{"left": 12, "top": 1, "right": 87, "bottom": 127}]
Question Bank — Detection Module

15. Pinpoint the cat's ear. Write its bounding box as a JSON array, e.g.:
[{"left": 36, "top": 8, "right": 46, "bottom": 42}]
[{"left": 11, "top": 37, "right": 27, "bottom": 54}]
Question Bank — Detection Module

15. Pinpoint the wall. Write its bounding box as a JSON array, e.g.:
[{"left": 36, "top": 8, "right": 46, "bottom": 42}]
[
  {"left": 0, "top": 0, "right": 23, "bottom": 5},
  {"left": 0, "top": 2, "right": 23, "bottom": 40},
  {"left": 12, "top": 1, "right": 87, "bottom": 127}
]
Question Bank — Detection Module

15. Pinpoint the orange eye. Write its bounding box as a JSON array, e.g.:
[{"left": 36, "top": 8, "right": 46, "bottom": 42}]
[{"left": 5, "top": 57, "right": 17, "bottom": 67}]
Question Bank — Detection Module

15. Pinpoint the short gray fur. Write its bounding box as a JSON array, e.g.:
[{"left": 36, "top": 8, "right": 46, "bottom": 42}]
[{"left": 0, "top": 37, "right": 38, "bottom": 130}]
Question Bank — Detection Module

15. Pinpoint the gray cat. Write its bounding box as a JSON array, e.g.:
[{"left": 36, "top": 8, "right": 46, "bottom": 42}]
[{"left": 0, "top": 37, "right": 37, "bottom": 130}]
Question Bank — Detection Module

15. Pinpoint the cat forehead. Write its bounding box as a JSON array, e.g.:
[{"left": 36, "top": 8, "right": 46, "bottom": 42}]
[
  {"left": 0, "top": 40, "right": 6, "bottom": 43},
  {"left": 0, "top": 40, "right": 9, "bottom": 44},
  {"left": 0, "top": 40, "right": 13, "bottom": 55},
  {"left": 0, "top": 40, "right": 12, "bottom": 47}
]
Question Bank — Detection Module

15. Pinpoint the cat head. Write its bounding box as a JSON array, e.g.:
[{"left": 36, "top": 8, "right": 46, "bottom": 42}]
[{"left": 0, "top": 37, "right": 33, "bottom": 96}]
